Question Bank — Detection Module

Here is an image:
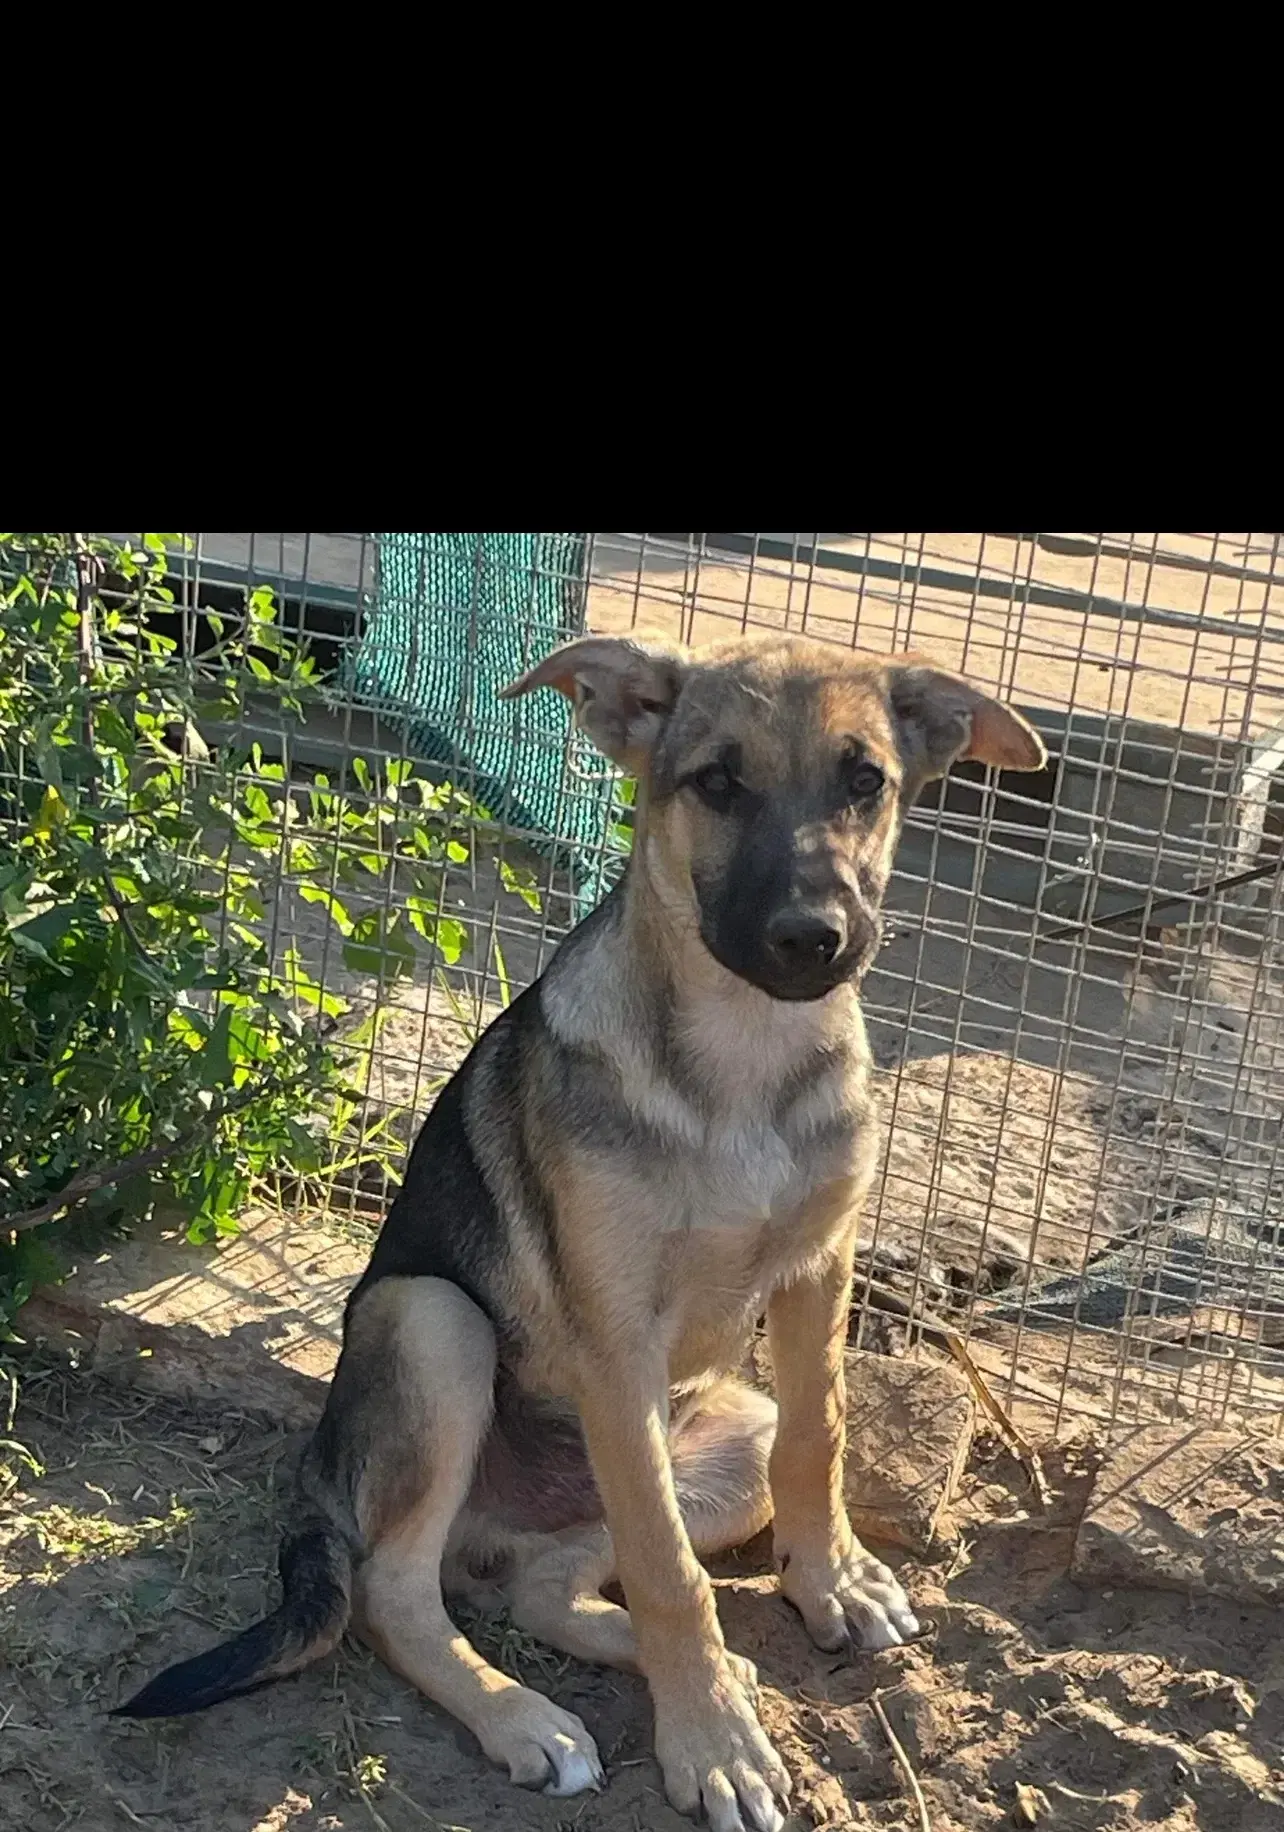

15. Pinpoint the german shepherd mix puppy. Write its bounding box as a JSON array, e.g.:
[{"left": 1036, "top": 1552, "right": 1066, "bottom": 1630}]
[{"left": 119, "top": 635, "right": 1045, "bottom": 1831}]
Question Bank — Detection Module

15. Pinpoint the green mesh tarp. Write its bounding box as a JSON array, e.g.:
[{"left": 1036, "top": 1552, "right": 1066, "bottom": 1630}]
[{"left": 346, "top": 534, "right": 626, "bottom": 917}]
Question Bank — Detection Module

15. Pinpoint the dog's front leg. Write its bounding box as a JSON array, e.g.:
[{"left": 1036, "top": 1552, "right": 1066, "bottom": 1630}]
[
  {"left": 576, "top": 1360, "right": 791, "bottom": 1832},
  {"left": 767, "top": 1238, "right": 920, "bottom": 1653}
]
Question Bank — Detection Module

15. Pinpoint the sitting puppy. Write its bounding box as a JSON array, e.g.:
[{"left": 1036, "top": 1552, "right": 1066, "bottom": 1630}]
[{"left": 120, "top": 635, "right": 1045, "bottom": 1832}]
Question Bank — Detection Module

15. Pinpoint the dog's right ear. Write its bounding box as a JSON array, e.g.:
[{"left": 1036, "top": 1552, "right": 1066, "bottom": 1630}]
[
  {"left": 500, "top": 636, "right": 686, "bottom": 775},
  {"left": 884, "top": 655, "right": 1047, "bottom": 780}
]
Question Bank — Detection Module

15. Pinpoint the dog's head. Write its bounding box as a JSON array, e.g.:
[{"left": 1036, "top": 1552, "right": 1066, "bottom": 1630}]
[{"left": 503, "top": 634, "right": 1046, "bottom": 1002}]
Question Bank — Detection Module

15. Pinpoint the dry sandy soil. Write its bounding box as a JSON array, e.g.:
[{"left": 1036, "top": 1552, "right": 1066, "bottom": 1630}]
[
  {"left": 586, "top": 533, "right": 1284, "bottom": 742},
  {"left": 2, "top": 1354, "right": 1281, "bottom": 1832},
  {"left": 6, "top": 537, "right": 1281, "bottom": 1826}
]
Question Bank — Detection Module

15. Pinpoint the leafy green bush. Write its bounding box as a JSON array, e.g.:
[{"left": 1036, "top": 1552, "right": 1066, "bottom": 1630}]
[{"left": 0, "top": 532, "right": 504, "bottom": 1325}]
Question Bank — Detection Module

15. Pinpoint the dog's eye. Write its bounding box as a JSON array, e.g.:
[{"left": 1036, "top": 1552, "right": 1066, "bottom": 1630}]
[
  {"left": 844, "top": 759, "right": 885, "bottom": 801},
  {"left": 691, "top": 763, "right": 740, "bottom": 809}
]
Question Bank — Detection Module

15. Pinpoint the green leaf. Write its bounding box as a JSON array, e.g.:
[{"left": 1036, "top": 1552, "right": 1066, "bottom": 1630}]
[
  {"left": 436, "top": 917, "right": 466, "bottom": 964},
  {"left": 14, "top": 904, "right": 80, "bottom": 953},
  {"left": 493, "top": 936, "right": 512, "bottom": 1008},
  {"left": 199, "top": 1006, "right": 235, "bottom": 1088},
  {"left": 342, "top": 910, "right": 416, "bottom": 980},
  {"left": 228, "top": 1010, "right": 276, "bottom": 1064},
  {"left": 283, "top": 1119, "right": 322, "bottom": 1173},
  {"left": 2, "top": 883, "right": 35, "bottom": 930},
  {"left": 297, "top": 884, "right": 353, "bottom": 936},
  {"left": 9, "top": 927, "right": 68, "bottom": 969},
  {"left": 34, "top": 735, "right": 64, "bottom": 788},
  {"left": 405, "top": 907, "right": 467, "bottom": 963},
  {"left": 32, "top": 784, "right": 68, "bottom": 838},
  {"left": 58, "top": 743, "right": 99, "bottom": 783},
  {"left": 499, "top": 859, "right": 543, "bottom": 913},
  {"left": 95, "top": 703, "right": 135, "bottom": 753}
]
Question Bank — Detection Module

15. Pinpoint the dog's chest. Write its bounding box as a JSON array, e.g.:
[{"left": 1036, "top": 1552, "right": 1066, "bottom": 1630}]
[
  {"left": 656, "top": 1023, "right": 871, "bottom": 1373},
  {"left": 659, "top": 1018, "right": 864, "bottom": 1229},
  {"left": 675, "top": 1110, "right": 804, "bottom": 1223},
  {"left": 659, "top": 1199, "right": 844, "bottom": 1382}
]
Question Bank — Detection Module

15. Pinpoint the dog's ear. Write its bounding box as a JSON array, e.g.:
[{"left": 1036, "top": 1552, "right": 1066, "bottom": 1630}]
[
  {"left": 884, "top": 656, "right": 1047, "bottom": 780},
  {"left": 500, "top": 636, "right": 686, "bottom": 775}
]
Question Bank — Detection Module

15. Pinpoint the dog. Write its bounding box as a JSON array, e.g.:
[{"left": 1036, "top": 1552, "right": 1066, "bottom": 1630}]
[{"left": 118, "top": 633, "right": 1045, "bottom": 1832}]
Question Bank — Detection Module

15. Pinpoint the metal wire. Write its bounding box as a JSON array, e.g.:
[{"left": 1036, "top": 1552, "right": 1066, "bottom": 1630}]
[{"left": 132, "top": 533, "right": 1284, "bottom": 1438}]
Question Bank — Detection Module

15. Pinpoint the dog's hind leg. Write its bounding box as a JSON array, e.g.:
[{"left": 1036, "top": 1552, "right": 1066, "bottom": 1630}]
[
  {"left": 506, "top": 1526, "right": 640, "bottom": 1672},
  {"left": 347, "top": 1277, "right": 603, "bottom": 1796},
  {"left": 673, "top": 1378, "right": 777, "bottom": 1556},
  {"left": 508, "top": 1379, "right": 776, "bottom": 1674}
]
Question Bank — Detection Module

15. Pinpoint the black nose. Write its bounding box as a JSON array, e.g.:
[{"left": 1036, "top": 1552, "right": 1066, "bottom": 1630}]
[{"left": 765, "top": 909, "right": 845, "bottom": 970}]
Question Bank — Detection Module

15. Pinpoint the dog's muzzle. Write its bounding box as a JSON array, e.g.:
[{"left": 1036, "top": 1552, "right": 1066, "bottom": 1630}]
[{"left": 732, "top": 901, "right": 881, "bottom": 1001}]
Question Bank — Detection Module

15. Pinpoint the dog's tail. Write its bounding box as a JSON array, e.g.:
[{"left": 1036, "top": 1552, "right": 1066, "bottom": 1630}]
[{"left": 113, "top": 1519, "right": 352, "bottom": 1718}]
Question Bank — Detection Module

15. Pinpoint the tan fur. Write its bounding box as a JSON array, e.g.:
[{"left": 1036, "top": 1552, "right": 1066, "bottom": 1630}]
[
  {"left": 357, "top": 638, "right": 1042, "bottom": 1827},
  {"left": 129, "top": 637, "right": 1043, "bottom": 1828}
]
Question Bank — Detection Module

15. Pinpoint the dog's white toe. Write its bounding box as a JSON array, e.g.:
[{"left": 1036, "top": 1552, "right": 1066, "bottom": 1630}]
[
  {"left": 543, "top": 1731, "right": 605, "bottom": 1797},
  {"left": 842, "top": 1564, "right": 920, "bottom": 1649}
]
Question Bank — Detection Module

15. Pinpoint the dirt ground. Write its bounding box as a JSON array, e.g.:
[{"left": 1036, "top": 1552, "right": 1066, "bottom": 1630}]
[
  {"left": 3, "top": 1356, "right": 1281, "bottom": 1832},
  {"left": 586, "top": 533, "right": 1284, "bottom": 742},
  {"left": 6, "top": 535, "right": 1281, "bottom": 1827}
]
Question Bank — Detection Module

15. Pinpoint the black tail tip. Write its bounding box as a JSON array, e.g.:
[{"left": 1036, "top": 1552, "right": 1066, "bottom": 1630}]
[
  {"left": 112, "top": 1668, "right": 287, "bottom": 1719},
  {"left": 111, "top": 1676, "right": 214, "bottom": 1719},
  {"left": 109, "top": 1642, "right": 274, "bottom": 1720}
]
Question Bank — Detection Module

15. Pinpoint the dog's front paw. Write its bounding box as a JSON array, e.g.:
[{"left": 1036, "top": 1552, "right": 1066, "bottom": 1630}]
[
  {"left": 780, "top": 1541, "right": 919, "bottom": 1653},
  {"left": 654, "top": 1662, "right": 791, "bottom": 1832},
  {"left": 478, "top": 1687, "right": 604, "bottom": 1795}
]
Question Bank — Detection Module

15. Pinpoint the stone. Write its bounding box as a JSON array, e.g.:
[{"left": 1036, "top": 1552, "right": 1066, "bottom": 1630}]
[
  {"left": 804, "top": 1771, "right": 855, "bottom": 1825},
  {"left": 1071, "top": 1424, "right": 1284, "bottom": 1606},
  {"left": 843, "top": 1350, "right": 976, "bottom": 1552}
]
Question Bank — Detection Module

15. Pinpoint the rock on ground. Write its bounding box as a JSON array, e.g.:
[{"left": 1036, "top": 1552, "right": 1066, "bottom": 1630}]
[
  {"left": 1072, "top": 1423, "right": 1284, "bottom": 1605},
  {"left": 844, "top": 1350, "right": 976, "bottom": 1553}
]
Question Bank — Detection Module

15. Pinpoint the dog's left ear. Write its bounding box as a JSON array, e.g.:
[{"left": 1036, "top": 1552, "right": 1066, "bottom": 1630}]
[
  {"left": 500, "top": 636, "right": 687, "bottom": 775},
  {"left": 885, "top": 656, "right": 1047, "bottom": 779}
]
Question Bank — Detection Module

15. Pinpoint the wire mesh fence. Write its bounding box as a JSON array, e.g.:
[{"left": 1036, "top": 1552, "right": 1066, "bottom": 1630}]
[{"left": 151, "top": 534, "right": 1284, "bottom": 1440}]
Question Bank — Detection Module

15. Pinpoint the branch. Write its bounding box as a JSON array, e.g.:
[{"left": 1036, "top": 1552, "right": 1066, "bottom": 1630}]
[
  {"left": 870, "top": 1690, "right": 932, "bottom": 1832},
  {"left": 1041, "top": 856, "right": 1282, "bottom": 945},
  {"left": 67, "top": 533, "right": 97, "bottom": 785},
  {"left": 70, "top": 531, "right": 103, "bottom": 705},
  {"left": 4, "top": 1137, "right": 190, "bottom": 1234},
  {"left": 3, "top": 1069, "right": 318, "bottom": 1236}
]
